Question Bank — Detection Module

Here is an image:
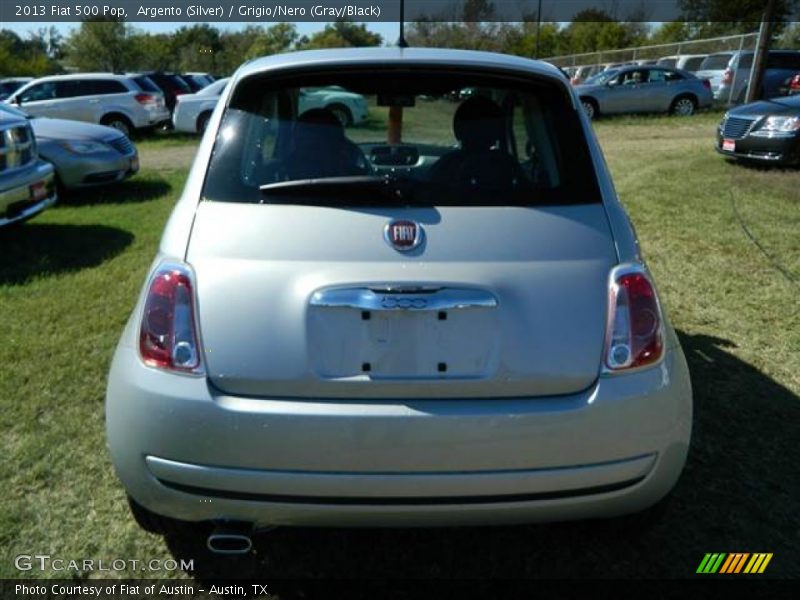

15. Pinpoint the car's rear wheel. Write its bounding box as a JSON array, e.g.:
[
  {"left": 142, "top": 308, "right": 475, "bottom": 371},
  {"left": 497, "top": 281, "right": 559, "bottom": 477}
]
[
  {"left": 327, "top": 103, "right": 353, "bottom": 126},
  {"left": 580, "top": 98, "right": 598, "bottom": 120},
  {"left": 196, "top": 111, "right": 212, "bottom": 135},
  {"left": 100, "top": 114, "right": 133, "bottom": 137},
  {"left": 670, "top": 95, "right": 697, "bottom": 116}
]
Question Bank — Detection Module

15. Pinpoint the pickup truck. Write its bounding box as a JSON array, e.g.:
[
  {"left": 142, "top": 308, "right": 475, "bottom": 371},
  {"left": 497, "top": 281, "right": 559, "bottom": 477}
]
[{"left": 0, "top": 108, "right": 56, "bottom": 227}]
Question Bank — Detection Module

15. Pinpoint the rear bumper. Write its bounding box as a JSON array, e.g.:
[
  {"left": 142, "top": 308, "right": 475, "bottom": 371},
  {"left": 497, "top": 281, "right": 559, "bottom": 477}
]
[
  {"left": 106, "top": 344, "right": 692, "bottom": 526},
  {"left": 143, "top": 107, "right": 171, "bottom": 128}
]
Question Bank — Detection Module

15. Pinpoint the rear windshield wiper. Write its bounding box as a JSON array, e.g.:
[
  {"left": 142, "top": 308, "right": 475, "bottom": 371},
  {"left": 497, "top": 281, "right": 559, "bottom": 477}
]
[{"left": 259, "top": 175, "right": 416, "bottom": 205}]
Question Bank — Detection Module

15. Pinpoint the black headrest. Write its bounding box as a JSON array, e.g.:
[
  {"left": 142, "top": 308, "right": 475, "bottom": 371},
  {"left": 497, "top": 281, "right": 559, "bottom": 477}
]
[{"left": 453, "top": 96, "right": 504, "bottom": 150}]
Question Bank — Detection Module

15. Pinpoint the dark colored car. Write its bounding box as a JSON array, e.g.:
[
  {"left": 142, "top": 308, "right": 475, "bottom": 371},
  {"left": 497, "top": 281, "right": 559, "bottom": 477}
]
[
  {"left": 716, "top": 95, "right": 800, "bottom": 165},
  {"left": 128, "top": 72, "right": 192, "bottom": 113},
  {"left": 178, "top": 74, "right": 210, "bottom": 92}
]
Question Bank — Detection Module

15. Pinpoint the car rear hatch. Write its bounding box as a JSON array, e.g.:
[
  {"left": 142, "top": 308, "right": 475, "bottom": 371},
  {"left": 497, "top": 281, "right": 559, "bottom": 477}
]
[
  {"left": 184, "top": 62, "right": 619, "bottom": 400},
  {"left": 186, "top": 201, "right": 617, "bottom": 399}
]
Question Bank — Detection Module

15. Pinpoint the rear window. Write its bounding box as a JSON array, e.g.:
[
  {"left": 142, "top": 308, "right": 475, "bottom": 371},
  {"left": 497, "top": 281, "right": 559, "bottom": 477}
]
[
  {"left": 166, "top": 75, "right": 191, "bottom": 93},
  {"left": 700, "top": 53, "right": 733, "bottom": 70},
  {"left": 202, "top": 69, "right": 601, "bottom": 207},
  {"left": 133, "top": 76, "right": 160, "bottom": 93},
  {"left": 658, "top": 58, "right": 677, "bottom": 67},
  {"left": 683, "top": 56, "right": 705, "bottom": 71},
  {"left": 767, "top": 52, "right": 800, "bottom": 70}
]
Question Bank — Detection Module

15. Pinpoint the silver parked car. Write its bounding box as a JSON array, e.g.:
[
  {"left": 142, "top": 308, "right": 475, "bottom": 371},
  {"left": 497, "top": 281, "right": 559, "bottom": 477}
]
[
  {"left": 106, "top": 48, "right": 693, "bottom": 551},
  {"left": 5, "top": 73, "right": 170, "bottom": 136},
  {"left": 0, "top": 103, "right": 138, "bottom": 191},
  {"left": 576, "top": 65, "right": 713, "bottom": 119},
  {"left": 656, "top": 54, "right": 707, "bottom": 73}
]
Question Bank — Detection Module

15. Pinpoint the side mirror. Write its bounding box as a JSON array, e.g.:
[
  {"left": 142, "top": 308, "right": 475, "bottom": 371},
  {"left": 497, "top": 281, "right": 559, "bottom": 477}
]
[{"left": 12, "top": 96, "right": 21, "bottom": 105}]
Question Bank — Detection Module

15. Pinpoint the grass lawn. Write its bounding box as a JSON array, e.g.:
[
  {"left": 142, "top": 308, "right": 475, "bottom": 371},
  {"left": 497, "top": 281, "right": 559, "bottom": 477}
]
[{"left": 1, "top": 112, "right": 798, "bottom": 581}]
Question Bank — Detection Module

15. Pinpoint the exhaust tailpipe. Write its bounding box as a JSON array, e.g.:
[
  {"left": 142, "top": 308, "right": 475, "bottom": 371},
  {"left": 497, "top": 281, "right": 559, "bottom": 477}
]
[{"left": 206, "top": 522, "right": 253, "bottom": 555}]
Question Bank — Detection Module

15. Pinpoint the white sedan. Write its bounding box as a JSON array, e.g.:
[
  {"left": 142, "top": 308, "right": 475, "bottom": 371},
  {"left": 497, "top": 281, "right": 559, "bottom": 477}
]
[
  {"left": 173, "top": 80, "right": 369, "bottom": 134},
  {"left": 172, "top": 78, "right": 230, "bottom": 134}
]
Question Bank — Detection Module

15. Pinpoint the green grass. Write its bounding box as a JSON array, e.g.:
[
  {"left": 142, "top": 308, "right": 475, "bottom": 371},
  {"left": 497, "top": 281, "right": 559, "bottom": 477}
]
[{"left": 1, "top": 118, "right": 798, "bottom": 582}]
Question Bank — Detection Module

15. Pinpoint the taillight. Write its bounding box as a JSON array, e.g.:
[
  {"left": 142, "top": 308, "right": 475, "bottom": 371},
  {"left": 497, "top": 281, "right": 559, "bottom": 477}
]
[
  {"left": 790, "top": 74, "right": 800, "bottom": 90},
  {"left": 139, "top": 263, "right": 203, "bottom": 373},
  {"left": 604, "top": 265, "right": 664, "bottom": 372},
  {"left": 721, "top": 68, "right": 733, "bottom": 85},
  {"left": 134, "top": 93, "right": 157, "bottom": 106},
  {"left": 701, "top": 79, "right": 711, "bottom": 90}
]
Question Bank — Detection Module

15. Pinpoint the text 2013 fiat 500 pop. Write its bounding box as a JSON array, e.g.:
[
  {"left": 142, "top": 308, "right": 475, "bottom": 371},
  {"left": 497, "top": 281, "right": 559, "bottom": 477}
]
[{"left": 106, "top": 48, "right": 692, "bottom": 554}]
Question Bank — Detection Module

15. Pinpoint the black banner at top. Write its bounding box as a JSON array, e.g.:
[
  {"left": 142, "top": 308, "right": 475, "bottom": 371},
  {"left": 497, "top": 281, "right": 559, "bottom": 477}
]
[{"left": 1, "top": 0, "right": 797, "bottom": 23}]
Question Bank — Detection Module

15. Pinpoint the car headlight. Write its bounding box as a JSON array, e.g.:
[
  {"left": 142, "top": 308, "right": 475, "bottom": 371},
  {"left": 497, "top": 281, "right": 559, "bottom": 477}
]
[
  {"left": 59, "top": 140, "right": 110, "bottom": 154},
  {"left": 754, "top": 115, "right": 800, "bottom": 134}
]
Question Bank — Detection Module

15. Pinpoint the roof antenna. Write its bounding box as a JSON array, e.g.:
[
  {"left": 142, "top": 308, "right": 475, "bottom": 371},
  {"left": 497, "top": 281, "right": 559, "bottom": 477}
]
[{"left": 398, "top": 0, "right": 409, "bottom": 48}]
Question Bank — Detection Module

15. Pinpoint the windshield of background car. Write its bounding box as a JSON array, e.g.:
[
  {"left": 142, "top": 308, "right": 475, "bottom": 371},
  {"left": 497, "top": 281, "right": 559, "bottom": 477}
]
[{"left": 202, "top": 69, "right": 601, "bottom": 207}]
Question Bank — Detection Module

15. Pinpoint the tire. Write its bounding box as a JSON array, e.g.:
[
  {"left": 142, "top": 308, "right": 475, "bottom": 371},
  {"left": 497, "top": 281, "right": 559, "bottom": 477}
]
[
  {"left": 327, "top": 103, "right": 353, "bottom": 126},
  {"left": 100, "top": 114, "right": 133, "bottom": 137},
  {"left": 670, "top": 95, "right": 697, "bottom": 116},
  {"left": 196, "top": 111, "right": 211, "bottom": 135},
  {"left": 580, "top": 98, "right": 598, "bottom": 120}
]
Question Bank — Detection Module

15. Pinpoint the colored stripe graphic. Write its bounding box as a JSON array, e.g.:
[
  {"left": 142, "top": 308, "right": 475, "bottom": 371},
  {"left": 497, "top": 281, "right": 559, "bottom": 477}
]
[
  {"left": 718, "top": 554, "right": 735, "bottom": 573},
  {"left": 699, "top": 553, "right": 773, "bottom": 574},
  {"left": 697, "top": 553, "right": 726, "bottom": 573},
  {"left": 696, "top": 554, "right": 713, "bottom": 573},
  {"left": 757, "top": 553, "right": 773, "bottom": 573}
]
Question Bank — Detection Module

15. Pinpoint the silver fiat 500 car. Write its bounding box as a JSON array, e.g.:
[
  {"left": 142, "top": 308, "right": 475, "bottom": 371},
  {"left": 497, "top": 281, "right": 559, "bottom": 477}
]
[{"left": 106, "top": 48, "right": 692, "bottom": 552}]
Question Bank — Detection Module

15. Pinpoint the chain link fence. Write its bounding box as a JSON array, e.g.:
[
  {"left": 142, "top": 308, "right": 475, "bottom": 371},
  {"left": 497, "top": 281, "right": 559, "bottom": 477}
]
[{"left": 545, "top": 33, "right": 760, "bottom": 105}]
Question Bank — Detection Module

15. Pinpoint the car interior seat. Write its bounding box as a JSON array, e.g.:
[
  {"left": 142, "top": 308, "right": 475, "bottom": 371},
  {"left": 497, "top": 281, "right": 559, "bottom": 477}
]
[
  {"left": 284, "top": 108, "right": 370, "bottom": 180},
  {"left": 430, "top": 96, "right": 526, "bottom": 189}
]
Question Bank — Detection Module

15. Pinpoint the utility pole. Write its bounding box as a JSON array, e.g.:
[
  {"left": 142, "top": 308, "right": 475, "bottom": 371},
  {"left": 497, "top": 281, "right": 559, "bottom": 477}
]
[
  {"left": 745, "top": 0, "right": 777, "bottom": 104},
  {"left": 535, "top": 0, "right": 543, "bottom": 58}
]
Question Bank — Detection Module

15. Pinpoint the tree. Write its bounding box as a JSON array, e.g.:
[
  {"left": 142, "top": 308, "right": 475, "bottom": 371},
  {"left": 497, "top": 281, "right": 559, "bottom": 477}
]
[
  {"left": 298, "top": 21, "right": 383, "bottom": 49},
  {"left": 776, "top": 21, "right": 800, "bottom": 48},
  {"left": 560, "top": 10, "right": 647, "bottom": 54},
  {"left": 678, "top": 0, "right": 798, "bottom": 37},
  {"left": 649, "top": 21, "right": 695, "bottom": 45},
  {"left": 64, "top": 19, "right": 137, "bottom": 72},
  {"left": 171, "top": 24, "right": 223, "bottom": 72},
  {"left": 0, "top": 29, "right": 61, "bottom": 76},
  {"left": 127, "top": 32, "right": 174, "bottom": 71},
  {"left": 245, "top": 23, "right": 298, "bottom": 59}
]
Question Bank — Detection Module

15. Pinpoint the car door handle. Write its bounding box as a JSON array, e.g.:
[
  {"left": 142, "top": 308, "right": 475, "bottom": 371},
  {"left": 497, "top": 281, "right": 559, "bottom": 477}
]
[{"left": 310, "top": 287, "right": 498, "bottom": 311}]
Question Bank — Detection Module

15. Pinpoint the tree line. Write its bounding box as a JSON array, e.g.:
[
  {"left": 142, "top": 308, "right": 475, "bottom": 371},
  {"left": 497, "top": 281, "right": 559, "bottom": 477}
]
[{"left": 1, "top": 4, "right": 799, "bottom": 78}]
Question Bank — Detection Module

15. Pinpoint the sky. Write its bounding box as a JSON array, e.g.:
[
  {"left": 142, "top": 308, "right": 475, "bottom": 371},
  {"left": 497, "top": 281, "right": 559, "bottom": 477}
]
[{"left": 4, "top": 21, "right": 400, "bottom": 43}]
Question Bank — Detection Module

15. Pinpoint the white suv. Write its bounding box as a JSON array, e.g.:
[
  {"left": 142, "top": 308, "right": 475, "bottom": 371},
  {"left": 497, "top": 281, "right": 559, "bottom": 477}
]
[{"left": 5, "top": 74, "right": 170, "bottom": 136}]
